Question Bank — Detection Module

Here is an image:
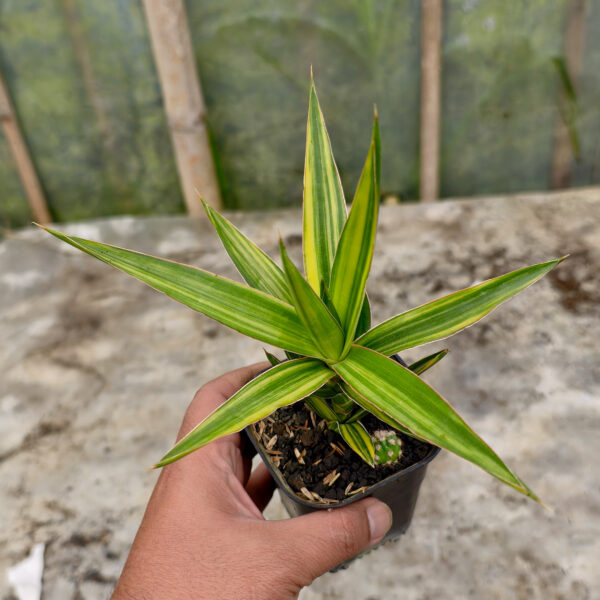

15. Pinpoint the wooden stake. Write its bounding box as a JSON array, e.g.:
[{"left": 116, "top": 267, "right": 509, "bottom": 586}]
[
  {"left": 143, "top": 0, "right": 222, "bottom": 214},
  {"left": 419, "top": 0, "right": 443, "bottom": 203},
  {"left": 551, "top": 0, "right": 587, "bottom": 189},
  {"left": 0, "top": 71, "right": 51, "bottom": 224}
]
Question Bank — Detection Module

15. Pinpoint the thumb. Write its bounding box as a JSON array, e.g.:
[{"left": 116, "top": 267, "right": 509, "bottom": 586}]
[{"left": 273, "top": 497, "right": 392, "bottom": 579}]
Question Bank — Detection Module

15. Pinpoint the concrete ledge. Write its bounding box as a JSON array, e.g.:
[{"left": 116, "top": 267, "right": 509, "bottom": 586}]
[{"left": 1, "top": 188, "right": 599, "bottom": 598}]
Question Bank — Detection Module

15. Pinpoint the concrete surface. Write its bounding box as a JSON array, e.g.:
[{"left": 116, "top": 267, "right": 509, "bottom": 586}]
[{"left": 1, "top": 189, "right": 598, "bottom": 599}]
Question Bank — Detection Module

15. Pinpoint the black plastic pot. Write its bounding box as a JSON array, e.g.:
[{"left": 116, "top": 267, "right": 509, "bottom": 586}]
[
  {"left": 245, "top": 354, "right": 441, "bottom": 567},
  {"left": 245, "top": 426, "right": 440, "bottom": 568}
]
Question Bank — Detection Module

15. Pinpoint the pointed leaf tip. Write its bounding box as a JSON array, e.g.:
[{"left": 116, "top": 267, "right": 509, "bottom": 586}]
[
  {"left": 329, "top": 132, "right": 379, "bottom": 349},
  {"left": 156, "top": 358, "right": 333, "bottom": 466},
  {"left": 303, "top": 79, "right": 346, "bottom": 291},
  {"left": 359, "top": 258, "right": 565, "bottom": 356},
  {"left": 264, "top": 349, "right": 281, "bottom": 367},
  {"left": 202, "top": 203, "right": 292, "bottom": 303},
  {"left": 334, "top": 346, "right": 539, "bottom": 501},
  {"left": 42, "top": 227, "right": 319, "bottom": 356}
]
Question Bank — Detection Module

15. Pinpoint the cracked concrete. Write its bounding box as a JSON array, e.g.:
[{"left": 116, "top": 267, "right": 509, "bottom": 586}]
[{"left": 1, "top": 190, "right": 599, "bottom": 599}]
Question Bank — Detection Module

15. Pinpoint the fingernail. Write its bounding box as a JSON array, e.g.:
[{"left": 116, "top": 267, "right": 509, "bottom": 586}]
[{"left": 366, "top": 500, "right": 392, "bottom": 544}]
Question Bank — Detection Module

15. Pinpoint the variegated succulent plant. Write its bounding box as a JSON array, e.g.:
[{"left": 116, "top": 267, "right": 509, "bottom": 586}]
[{"left": 41, "top": 77, "right": 564, "bottom": 502}]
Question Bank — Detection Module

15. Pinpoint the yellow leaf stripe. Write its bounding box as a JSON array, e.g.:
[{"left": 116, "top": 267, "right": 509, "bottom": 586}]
[
  {"left": 334, "top": 421, "right": 375, "bottom": 466},
  {"left": 329, "top": 124, "right": 379, "bottom": 349},
  {"left": 334, "top": 345, "right": 540, "bottom": 501},
  {"left": 156, "top": 359, "right": 334, "bottom": 467},
  {"left": 303, "top": 78, "right": 346, "bottom": 291},
  {"left": 203, "top": 200, "right": 292, "bottom": 304},
  {"left": 358, "top": 258, "right": 566, "bottom": 355},
  {"left": 280, "top": 240, "right": 344, "bottom": 360},
  {"left": 42, "top": 227, "right": 319, "bottom": 357}
]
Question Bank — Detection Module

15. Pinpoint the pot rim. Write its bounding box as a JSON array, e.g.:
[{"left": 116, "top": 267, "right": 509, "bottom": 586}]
[{"left": 245, "top": 424, "right": 441, "bottom": 509}]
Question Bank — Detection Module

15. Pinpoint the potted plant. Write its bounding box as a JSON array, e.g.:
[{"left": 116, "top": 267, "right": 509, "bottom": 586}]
[{"left": 40, "top": 76, "right": 564, "bottom": 551}]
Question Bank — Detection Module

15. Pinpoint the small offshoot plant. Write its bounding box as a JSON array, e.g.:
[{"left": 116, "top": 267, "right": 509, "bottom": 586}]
[{"left": 40, "top": 77, "right": 565, "bottom": 502}]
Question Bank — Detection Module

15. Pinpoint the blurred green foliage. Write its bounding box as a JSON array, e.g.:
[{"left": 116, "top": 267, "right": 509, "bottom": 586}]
[
  {"left": 441, "top": 0, "right": 569, "bottom": 196},
  {"left": 571, "top": 1, "right": 600, "bottom": 185},
  {"left": 0, "top": 0, "right": 184, "bottom": 228},
  {"left": 187, "top": 0, "right": 421, "bottom": 209},
  {"left": 1, "top": 0, "right": 599, "bottom": 228}
]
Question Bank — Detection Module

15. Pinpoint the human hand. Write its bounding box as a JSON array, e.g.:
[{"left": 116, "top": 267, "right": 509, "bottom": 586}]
[{"left": 112, "top": 363, "right": 392, "bottom": 599}]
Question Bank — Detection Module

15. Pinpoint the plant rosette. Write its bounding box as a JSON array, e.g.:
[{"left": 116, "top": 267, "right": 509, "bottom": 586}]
[
  {"left": 244, "top": 352, "right": 443, "bottom": 540},
  {"left": 40, "top": 75, "right": 565, "bottom": 559}
]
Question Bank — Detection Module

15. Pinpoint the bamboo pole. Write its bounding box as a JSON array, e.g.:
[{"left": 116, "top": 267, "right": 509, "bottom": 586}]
[
  {"left": 551, "top": 0, "right": 587, "bottom": 189},
  {"left": 419, "top": 0, "right": 443, "bottom": 203},
  {"left": 142, "top": 0, "right": 221, "bottom": 214},
  {"left": 0, "top": 70, "right": 51, "bottom": 224}
]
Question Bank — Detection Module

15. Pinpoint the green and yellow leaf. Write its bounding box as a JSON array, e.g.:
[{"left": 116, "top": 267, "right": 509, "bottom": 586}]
[
  {"left": 203, "top": 200, "right": 292, "bottom": 303},
  {"left": 319, "top": 281, "right": 342, "bottom": 326},
  {"left": 358, "top": 258, "right": 566, "bottom": 356},
  {"left": 330, "top": 393, "right": 356, "bottom": 420},
  {"left": 341, "top": 382, "right": 418, "bottom": 439},
  {"left": 407, "top": 349, "right": 449, "bottom": 376},
  {"left": 280, "top": 239, "right": 345, "bottom": 361},
  {"left": 264, "top": 350, "right": 281, "bottom": 367},
  {"left": 303, "top": 76, "right": 347, "bottom": 291},
  {"left": 333, "top": 345, "right": 539, "bottom": 501},
  {"left": 156, "top": 359, "right": 334, "bottom": 467},
  {"left": 355, "top": 295, "right": 372, "bottom": 338},
  {"left": 343, "top": 351, "right": 447, "bottom": 435},
  {"left": 305, "top": 396, "right": 338, "bottom": 421},
  {"left": 41, "top": 226, "right": 319, "bottom": 357},
  {"left": 329, "top": 121, "right": 379, "bottom": 349},
  {"left": 310, "top": 379, "right": 342, "bottom": 399},
  {"left": 333, "top": 421, "right": 375, "bottom": 466}
]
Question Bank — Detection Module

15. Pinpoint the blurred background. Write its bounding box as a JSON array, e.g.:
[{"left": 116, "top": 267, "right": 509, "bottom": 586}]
[
  {"left": 2, "top": 3, "right": 599, "bottom": 599},
  {"left": 1, "top": 0, "right": 598, "bottom": 228}
]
